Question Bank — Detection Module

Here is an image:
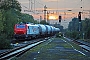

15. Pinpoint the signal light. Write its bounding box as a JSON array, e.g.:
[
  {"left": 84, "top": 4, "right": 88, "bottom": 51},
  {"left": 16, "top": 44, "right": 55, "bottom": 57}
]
[
  {"left": 78, "top": 12, "right": 81, "bottom": 22},
  {"left": 59, "top": 15, "right": 62, "bottom": 22}
]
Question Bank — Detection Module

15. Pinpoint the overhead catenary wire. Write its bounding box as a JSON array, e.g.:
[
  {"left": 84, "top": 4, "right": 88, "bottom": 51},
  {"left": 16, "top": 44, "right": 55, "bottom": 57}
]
[
  {"left": 19, "top": 0, "right": 45, "bottom": 14},
  {"left": 35, "top": 0, "right": 44, "bottom": 6}
]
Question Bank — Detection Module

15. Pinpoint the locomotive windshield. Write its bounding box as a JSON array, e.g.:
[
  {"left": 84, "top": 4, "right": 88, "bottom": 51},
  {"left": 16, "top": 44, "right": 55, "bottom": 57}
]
[{"left": 16, "top": 25, "right": 25, "bottom": 28}]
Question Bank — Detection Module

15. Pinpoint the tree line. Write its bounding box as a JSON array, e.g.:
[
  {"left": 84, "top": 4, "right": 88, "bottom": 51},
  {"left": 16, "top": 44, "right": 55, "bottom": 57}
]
[
  {"left": 0, "top": 0, "right": 38, "bottom": 49},
  {"left": 65, "top": 17, "right": 90, "bottom": 39}
]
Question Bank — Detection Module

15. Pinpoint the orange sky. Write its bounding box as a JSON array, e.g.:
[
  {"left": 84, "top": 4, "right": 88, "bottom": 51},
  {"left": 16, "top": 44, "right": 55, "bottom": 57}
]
[
  {"left": 18, "top": 0, "right": 90, "bottom": 28},
  {"left": 19, "top": 0, "right": 90, "bottom": 20}
]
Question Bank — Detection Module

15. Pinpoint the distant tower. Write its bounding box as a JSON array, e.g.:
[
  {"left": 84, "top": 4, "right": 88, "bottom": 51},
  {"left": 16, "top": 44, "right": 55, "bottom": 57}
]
[{"left": 44, "top": 5, "right": 47, "bottom": 22}]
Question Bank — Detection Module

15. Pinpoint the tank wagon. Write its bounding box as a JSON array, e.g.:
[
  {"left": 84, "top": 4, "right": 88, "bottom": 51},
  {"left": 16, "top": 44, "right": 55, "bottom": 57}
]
[
  {"left": 37, "top": 24, "right": 47, "bottom": 37},
  {"left": 14, "top": 23, "right": 60, "bottom": 39},
  {"left": 45, "top": 25, "right": 52, "bottom": 36}
]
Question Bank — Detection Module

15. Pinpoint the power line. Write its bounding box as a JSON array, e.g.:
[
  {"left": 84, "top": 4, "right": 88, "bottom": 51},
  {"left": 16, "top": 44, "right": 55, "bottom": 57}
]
[
  {"left": 19, "top": 2, "right": 29, "bottom": 10},
  {"left": 35, "top": 0, "right": 44, "bottom": 6}
]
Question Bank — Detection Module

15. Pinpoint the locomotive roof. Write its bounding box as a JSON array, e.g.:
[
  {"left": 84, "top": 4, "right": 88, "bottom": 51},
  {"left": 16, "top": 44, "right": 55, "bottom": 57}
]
[{"left": 26, "top": 24, "right": 39, "bottom": 26}]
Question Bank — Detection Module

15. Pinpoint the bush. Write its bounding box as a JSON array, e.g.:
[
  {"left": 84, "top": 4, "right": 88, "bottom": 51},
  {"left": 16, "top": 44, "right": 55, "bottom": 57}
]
[{"left": 0, "top": 34, "right": 11, "bottom": 49}]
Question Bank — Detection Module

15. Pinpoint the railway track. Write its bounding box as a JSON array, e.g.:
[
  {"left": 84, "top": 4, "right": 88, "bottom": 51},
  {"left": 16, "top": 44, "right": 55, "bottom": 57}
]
[
  {"left": 74, "top": 40, "right": 90, "bottom": 52},
  {"left": 64, "top": 37, "right": 90, "bottom": 56},
  {"left": 64, "top": 37, "right": 90, "bottom": 52},
  {"left": 0, "top": 38, "right": 48, "bottom": 60}
]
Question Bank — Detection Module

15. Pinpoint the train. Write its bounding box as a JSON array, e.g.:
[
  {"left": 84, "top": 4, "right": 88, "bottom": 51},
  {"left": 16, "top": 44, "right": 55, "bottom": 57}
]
[{"left": 14, "top": 23, "right": 60, "bottom": 39}]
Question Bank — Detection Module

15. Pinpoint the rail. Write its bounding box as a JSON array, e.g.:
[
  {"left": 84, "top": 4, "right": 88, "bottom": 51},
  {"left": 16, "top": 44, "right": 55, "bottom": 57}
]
[{"left": 0, "top": 40, "right": 46, "bottom": 60}]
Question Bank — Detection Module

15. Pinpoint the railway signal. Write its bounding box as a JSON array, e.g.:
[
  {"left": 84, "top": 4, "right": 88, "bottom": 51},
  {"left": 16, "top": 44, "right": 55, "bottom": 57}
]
[
  {"left": 59, "top": 15, "right": 62, "bottom": 22},
  {"left": 78, "top": 12, "right": 81, "bottom": 22}
]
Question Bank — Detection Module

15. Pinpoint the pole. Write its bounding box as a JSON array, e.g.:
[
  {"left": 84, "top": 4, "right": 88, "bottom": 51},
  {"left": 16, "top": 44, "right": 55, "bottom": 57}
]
[
  {"left": 89, "top": 11, "right": 90, "bottom": 18},
  {"left": 29, "top": 0, "right": 33, "bottom": 11},
  {"left": 79, "top": 22, "right": 81, "bottom": 32},
  {"left": 29, "top": 0, "right": 30, "bottom": 10},
  {"left": 34, "top": 0, "right": 35, "bottom": 13},
  {"left": 47, "top": 11, "right": 49, "bottom": 23},
  {"left": 40, "top": 16, "right": 42, "bottom": 23},
  {"left": 31, "top": 0, "right": 33, "bottom": 11},
  {"left": 83, "top": 33, "right": 84, "bottom": 40},
  {"left": 78, "top": 12, "right": 82, "bottom": 38},
  {"left": 44, "top": 5, "right": 47, "bottom": 22}
]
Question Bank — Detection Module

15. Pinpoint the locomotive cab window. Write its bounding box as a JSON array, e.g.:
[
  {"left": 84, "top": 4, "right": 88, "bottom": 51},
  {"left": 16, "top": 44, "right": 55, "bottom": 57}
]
[{"left": 16, "top": 25, "right": 25, "bottom": 28}]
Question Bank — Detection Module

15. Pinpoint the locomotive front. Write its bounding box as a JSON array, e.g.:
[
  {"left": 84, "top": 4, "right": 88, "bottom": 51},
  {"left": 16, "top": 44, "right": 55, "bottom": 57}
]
[{"left": 14, "top": 24, "right": 27, "bottom": 39}]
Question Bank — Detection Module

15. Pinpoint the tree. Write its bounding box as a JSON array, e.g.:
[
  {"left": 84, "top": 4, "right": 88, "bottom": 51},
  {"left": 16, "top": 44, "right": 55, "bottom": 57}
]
[
  {"left": 0, "top": 0, "right": 21, "bottom": 38},
  {"left": 20, "top": 13, "right": 34, "bottom": 23},
  {"left": 40, "top": 20, "right": 49, "bottom": 25},
  {"left": 0, "top": 12, "right": 4, "bottom": 34},
  {"left": 82, "top": 18, "right": 90, "bottom": 39},
  {"left": 3, "top": 9, "right": 18, "bottom": 38},
  {"left": 0, "top": 0, "right": 21, "bottom": 11},
  {"left": 68, "top": 18, "right": 79, "bottom": 31}
]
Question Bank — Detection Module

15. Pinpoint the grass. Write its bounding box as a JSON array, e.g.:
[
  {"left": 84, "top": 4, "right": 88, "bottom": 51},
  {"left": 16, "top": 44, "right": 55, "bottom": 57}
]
[
  {"left": 62, "top": 43, "right": 72, "bottom": 48},
  {"left": 62, "top": 37, "right": 82, "bottom": 50}
]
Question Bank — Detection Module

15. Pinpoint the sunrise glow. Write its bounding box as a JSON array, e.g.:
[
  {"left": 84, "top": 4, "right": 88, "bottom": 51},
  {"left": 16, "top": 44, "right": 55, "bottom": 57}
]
[{"left": 49, "top": 14, "right": 58, "bottom": 20}]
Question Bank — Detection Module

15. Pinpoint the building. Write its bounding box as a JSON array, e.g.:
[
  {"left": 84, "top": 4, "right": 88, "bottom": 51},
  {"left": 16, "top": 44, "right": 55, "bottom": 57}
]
[{"left": 47, "top": 19, "right": 59, "bottom": 24}]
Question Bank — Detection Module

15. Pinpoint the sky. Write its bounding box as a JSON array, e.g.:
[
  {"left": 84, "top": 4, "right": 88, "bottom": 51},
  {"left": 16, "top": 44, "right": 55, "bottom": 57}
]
[{"left": 17, "top": 0, "right": 90, "bottom": 28}]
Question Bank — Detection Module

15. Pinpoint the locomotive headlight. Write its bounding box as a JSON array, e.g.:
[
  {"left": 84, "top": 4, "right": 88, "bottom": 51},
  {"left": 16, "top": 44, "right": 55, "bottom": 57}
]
[
  {"left": 14, "top": 32, "right": 16, "bottom": 34},
  {"left": 24, "top": 33, "right": 26, "bottom": 34}
]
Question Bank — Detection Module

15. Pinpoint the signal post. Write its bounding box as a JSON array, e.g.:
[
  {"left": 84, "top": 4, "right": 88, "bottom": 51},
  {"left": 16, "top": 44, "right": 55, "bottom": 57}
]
[{"left": 78, "top": 12, "right": 82, "bottom": 38}]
